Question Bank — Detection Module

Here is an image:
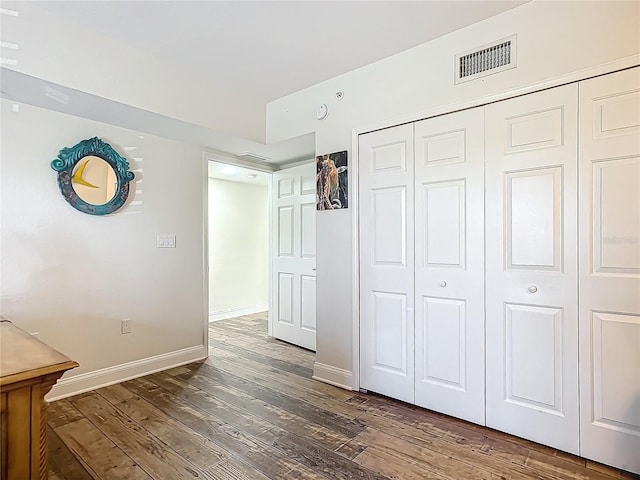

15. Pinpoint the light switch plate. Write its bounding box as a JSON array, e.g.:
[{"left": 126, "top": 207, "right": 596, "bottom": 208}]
[{"left": 157, "top": 234, "right": 176, "bottom": 248}]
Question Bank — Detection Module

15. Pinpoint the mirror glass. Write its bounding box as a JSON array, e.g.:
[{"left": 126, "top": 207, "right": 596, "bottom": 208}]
[
  {"left": 52, "top": 137, "right": 135, "bottom": 215},
  {"left": 71, "top": 155, "right": 118, "bottom": 206}
]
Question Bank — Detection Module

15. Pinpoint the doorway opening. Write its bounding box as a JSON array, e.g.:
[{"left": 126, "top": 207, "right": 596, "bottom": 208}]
[{"left": 207, "top": 160, "right": 271, "bottom": 322}]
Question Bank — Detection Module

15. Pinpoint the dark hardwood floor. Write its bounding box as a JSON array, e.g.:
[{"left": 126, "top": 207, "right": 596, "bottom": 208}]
[{"left": 47, "top": 313, "right": 637, "bottom": 480}]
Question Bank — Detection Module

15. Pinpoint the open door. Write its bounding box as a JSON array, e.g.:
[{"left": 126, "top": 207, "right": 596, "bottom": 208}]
[{"left": 271, "top": 162, "right": 316, "bottom": 350}]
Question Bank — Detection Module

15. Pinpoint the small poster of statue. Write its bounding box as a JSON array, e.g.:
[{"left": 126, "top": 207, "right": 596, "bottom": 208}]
[{"left": 316, "top": 150, "right": 348, "bottom": 210}]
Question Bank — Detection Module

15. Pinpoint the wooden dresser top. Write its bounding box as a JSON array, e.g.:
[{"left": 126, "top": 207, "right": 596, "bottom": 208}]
[{"left": 0, "top": 320, "right": 78, "bottom": 387}]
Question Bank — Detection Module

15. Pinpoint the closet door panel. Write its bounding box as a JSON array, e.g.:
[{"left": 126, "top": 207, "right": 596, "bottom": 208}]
[
  {"left": 421, "top": 297, "right": 466, "bottom": 387},
  {"left": 485, "top": 84, "right": 579, "bottom": 454},
  {"left": 414, "top": 108, "right": 485, "bottom": 425},
  {"left": 359, "top": 124, "right": 415, "bottom": 403},
  {"left": 506, "top": 167, "right": 562, "bottom": 270},
  {"left": 504, "top": 303, "right": 564, "bottom": 412},
  {"left": 421, "top": 180, "right": 465, "bottom": 267},
  {"left": 579, "top": 67, "right": 640, "bottom": 475}
]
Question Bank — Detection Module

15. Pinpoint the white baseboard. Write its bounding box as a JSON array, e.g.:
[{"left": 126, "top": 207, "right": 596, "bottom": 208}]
[
  {"left": 312, "top": 362, "right": 354, "bottom": 391},
  {"left": 47, "top": 344, "right": 207, "bottom": 401},
  {"left": 209, "top": 304, "right": 268, "bottom": 322}
]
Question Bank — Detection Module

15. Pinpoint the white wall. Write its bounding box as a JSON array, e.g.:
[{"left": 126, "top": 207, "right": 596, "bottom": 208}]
[
  {"left": 208, "top": 178, "right": 269, "bottom": 318},
  {"left": 265, "top": 0, "right": 640, "bottom": 384},
  {"left": 0, "top": 1, "right": 265, "bottom": 142},
  {"left": 0, "top": 99, "right": 207, "bottom": 397}
]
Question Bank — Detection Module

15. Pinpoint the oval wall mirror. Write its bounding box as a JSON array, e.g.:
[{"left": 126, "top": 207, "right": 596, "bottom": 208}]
[{"left": 51, "top": 137, "right": 135, "bottom": 215}]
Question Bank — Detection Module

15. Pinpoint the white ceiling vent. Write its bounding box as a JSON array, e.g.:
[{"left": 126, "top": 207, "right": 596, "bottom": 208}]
[
  {"left": 238, "top": 152, "right": 272, "bottom": 163},
  {"left": 455, "top": 35, "right": 516, "bottom": 84}
]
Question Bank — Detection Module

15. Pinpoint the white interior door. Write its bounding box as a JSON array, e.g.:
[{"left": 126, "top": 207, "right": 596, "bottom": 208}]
[
  {"left": 578, "top": 67, "right": 640, "bottom": 475},
  {"left": 485, "top": 84, "right": 580, "bottom": 454},
  {"left": 359, "top": 124, "right": 415, "bottom": 404},
  {"left": 272, "top": 163, "right": 316, "bottom": 351},
  {"left": 413, "top": 108, "right": 485, "bottom": 425}
]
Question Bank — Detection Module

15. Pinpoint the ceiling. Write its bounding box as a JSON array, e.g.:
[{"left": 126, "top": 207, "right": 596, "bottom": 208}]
[
  {"left": 33, "top": 1, "right": 528, "bottom": 106},
  {"left": 3, "top": 1, "right": 528, "bottom": 167}
]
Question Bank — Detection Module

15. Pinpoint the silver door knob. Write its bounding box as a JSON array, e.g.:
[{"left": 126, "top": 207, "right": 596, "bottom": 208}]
[
  {"left": 528, "top": 285, "right": 538, "bottom": 293},
  {"left": 440, "top": 281, "right": 447, "bottom": 287}
]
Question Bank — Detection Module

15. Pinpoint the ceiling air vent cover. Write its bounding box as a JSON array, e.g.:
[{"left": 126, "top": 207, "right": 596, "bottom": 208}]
[
  {"left": 455, "top": 35, "right": 516, "bottom": 84},
  {"left": 238, "top": 152, "right": 272, "bottom": 163}
]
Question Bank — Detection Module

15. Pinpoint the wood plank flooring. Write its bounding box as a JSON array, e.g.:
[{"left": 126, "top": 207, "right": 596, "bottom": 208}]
[{"left": 47, "top": 313, "right": 638, "bottom": 480}]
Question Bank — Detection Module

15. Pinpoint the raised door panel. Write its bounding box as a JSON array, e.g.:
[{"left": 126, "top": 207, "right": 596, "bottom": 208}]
[
  {"left": 300, "top": 275, "right": 316, "bottom": 333},
  {"left": 591, "top": 313, "right": 640, "bottom": 435},
  {"left": 371, "top": 142, "right": 408, "bottom": 173},
  {"left": 278, "top": 177, "right": 294, "bottom": 197},
  {"left": 414, "top": 107, "right": 484, "bottom": 425},
  {"left": 301, "top": 172, "right": 316, "bottom": 195},
  {"left": 301, "top": 203, "right": 316, "bottom": 259},
  {"left": 506, "top": 168, "right": 562, "bottom": 271},
  {"left": 418, "top": 129, "right": 466, "bottom": 166},
  {"left": 371, "top": 187, "right": 407, "bottom": 266},
  {"left": 421, "top": 297, "right": 466, "bottom": 390},
  {"left": 422, "top": 181, "right": 465, "bottom": 268},
  {"left": 278, "top": 206, "right": 294, "bottom": 257},
  {"left": 485, "top": 84, "right": 579, "bottom": 454},
  {"left": 372, "top": 292, "right": 408, "bottom": 375},
  {"left": 583, "top": 70, "right": 640, "bottom": 161},
  {"left": 505, "top": 107, "right": 564, "bottom": 153},
  {"left": 504, "top": 304, "right": 563, "bottom": 414},
  {"left": 278, "top": 273, "right": 294, "bottom": 326},
  {"left": 359, "top": 124, "right": 415, "bottom": 404},
  {"left": 592, "top": 158, "right": 640, "bottom": 274},
  {"left": 579, "top": 67, "right": 640, "bottom": 474}
]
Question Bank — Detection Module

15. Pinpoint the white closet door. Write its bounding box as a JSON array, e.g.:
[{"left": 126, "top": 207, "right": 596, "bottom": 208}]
[
  {"left": 414, "top": 108, "right": 485, "bottom": 425},
  {"left": 359, "top": 124, "right": 415, "bottom": 403},
  {"left": 578, "top": 67, "right": 640, "bottom": 475},
  {"left": 485, "top": 84, "right": 579, "bottom": 454},
  {"left": 272, "top": 163, "right": 317, "bottom": 351}
]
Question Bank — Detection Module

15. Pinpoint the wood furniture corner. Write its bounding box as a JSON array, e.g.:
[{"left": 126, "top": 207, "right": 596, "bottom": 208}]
[{"left": 1, "top": 319, "right": 78, "bottom": 480}]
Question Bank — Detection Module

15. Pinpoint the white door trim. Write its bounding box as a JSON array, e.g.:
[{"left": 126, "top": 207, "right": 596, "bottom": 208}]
[
  {"left": 350, "top": 125, "right": 361, "bottom": 390},
  {"left": 350, "top": 54, "right": 640, "bottom": 391},
  {"left": 268, "top": 172, "right": 274, "bottom": 337},
  {"left": 201, "top": 152, "right": 210, "bottom": 355}
]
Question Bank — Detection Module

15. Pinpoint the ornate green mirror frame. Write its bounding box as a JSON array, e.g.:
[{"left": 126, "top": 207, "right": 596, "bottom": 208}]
[{"left": 51, "top": 137, "right": 135, "bottom": 215}]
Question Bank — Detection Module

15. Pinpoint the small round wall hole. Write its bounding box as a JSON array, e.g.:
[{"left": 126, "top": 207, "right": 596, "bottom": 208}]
[{"left": 335, "top": 91, "right": 344, "bottom": 100}]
